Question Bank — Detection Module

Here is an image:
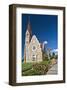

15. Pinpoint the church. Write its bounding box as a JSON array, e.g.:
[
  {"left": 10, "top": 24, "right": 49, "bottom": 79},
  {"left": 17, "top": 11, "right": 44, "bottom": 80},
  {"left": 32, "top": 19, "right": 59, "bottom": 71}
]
[{"left": 24, "top": 18, "right": 44, "bottom": 63}]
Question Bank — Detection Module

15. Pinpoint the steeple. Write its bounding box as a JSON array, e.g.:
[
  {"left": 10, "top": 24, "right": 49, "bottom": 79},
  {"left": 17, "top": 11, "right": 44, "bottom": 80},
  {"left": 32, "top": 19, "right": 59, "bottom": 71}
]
[
  {"left": 24, "top": 16, "right": 32, "bottom": 63},
  {"left": 27, "top": 16, "right": 32, "bottom": 36},
  {"left": 25, "top": 16, "right": 32, "bottom": 46}
]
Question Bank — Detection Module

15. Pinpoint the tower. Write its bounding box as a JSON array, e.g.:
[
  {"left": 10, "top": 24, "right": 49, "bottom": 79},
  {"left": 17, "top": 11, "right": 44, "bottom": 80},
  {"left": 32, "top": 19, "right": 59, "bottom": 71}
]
[
  {"left": 24, "top": 17, "right": 32, "bottom": 63},
  {"left": 25, "top": 17, "right": 32, "bottom": 48}
]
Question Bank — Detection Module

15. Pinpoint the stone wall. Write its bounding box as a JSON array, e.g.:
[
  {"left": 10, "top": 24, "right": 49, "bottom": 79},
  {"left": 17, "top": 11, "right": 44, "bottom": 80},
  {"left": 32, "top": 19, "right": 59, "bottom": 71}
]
[{"left": 26, "top": 35, "right": 42, "bottom": 63}]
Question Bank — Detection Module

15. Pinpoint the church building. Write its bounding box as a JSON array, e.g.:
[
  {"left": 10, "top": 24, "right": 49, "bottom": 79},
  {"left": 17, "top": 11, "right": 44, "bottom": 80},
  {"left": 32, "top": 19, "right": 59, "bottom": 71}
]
[{"left": 24, "top": 18, "right": 44, "bottom": 63}]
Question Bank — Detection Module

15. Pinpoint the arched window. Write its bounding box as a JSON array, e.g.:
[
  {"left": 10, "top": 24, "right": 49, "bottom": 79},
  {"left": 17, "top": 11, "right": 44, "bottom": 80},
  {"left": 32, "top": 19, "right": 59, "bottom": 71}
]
[
  {"left": 32, "top": 46, "right": 36, "bottom": 51},
  {"left": 32, "top": 55, "right": 36, "bottom": 61}
]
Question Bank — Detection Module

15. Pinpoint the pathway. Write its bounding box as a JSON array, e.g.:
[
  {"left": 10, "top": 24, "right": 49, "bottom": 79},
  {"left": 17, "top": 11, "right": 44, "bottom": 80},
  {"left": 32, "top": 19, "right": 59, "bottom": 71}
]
[{"left": 47, "top": 64, "right": 58, "bottom": 75}]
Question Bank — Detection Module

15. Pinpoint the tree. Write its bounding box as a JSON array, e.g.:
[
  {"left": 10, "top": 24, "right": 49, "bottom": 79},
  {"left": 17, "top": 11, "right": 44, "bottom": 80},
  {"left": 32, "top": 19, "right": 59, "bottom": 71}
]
[
  {"left": 53, "top": 52, "right": 55, "bottom": 57},
  {"left": 47, "top": 48, "right": 52, "bottom": 60},
  {"left": 50, "top": 52, "right": 57, "bottom": 59}
]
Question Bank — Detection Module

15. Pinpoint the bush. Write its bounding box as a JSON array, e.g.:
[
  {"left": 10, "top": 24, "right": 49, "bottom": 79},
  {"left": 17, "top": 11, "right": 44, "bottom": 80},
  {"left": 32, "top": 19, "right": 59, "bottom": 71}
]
[
  {"left": 32, "top": 63, "right": 49, "bottom": 75},
  {"left": 22, "top": 61, "right": 51, "bottom": 76},
  {"left": 40, "top": 61, "right": 50, "bottom": 66},
  {"left": 43, "top": 56, "right": 49, "bottom": 61}
]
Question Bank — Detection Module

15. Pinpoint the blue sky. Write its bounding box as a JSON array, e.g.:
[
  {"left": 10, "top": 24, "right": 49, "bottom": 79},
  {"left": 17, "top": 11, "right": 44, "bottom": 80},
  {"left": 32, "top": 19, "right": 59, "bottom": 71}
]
[{"left": 22, "top": 14, "right": 58, "bottom": 58}]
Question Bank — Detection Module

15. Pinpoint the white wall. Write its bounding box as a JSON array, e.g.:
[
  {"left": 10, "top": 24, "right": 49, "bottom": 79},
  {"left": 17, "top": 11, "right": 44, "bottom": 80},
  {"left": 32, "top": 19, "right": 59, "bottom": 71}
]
[{"left": 0, "top": 0, "right": 67, "bottom": 90}]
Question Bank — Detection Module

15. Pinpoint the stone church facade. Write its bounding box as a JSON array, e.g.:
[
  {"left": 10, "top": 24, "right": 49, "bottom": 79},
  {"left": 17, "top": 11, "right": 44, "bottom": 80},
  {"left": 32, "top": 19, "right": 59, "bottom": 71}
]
[{"left": 24, "top": 19, "right": 43, "bottom": 63}]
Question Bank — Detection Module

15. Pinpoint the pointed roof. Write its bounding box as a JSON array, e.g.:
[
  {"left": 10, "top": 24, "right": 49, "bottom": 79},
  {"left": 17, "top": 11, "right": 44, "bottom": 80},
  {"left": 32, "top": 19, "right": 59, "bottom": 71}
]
[
  {"left": 27, "top": 16, "right": 32, "bottom": 36},
  {"left": 31, "top": 35, "right": 40, "bottom": 44}
]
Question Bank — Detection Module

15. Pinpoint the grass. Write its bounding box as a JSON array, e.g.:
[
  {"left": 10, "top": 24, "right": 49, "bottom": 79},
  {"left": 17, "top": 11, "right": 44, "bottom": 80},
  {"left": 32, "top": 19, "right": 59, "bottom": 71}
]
[
  {"left": 40, "top": 60, "right": 50, "bottom": 66},
  {"left": 22, "top": 63, "right": 32, "bottom": 72},
  {"left": 22, "top": 69, "right": 41, "bottom": 76},
  {"left": 22, "top": 60, "right": 51, "bottom": 76}
]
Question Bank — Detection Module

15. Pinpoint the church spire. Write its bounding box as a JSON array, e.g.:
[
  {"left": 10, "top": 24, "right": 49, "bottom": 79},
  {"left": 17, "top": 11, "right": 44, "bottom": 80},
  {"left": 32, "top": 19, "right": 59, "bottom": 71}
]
[{"left": 27, "top": 16, "right": 32, "bottom": 36}]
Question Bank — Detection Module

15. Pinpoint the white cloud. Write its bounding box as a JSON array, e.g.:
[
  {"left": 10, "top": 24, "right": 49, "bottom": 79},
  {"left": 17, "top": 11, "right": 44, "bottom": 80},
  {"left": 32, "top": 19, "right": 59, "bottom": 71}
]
[{"left": 51, "top": 49, "right": 58, "bottom": 53}]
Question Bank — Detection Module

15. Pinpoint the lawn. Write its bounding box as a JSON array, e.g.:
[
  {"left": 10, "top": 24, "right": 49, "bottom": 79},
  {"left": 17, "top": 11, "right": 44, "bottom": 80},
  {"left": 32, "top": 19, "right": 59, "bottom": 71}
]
[
  {"left": 22, "top": 60, "right": 51, "bottom": 76},
  {"left": 22, "top": 63, "right": 32, "bottom": 72}
]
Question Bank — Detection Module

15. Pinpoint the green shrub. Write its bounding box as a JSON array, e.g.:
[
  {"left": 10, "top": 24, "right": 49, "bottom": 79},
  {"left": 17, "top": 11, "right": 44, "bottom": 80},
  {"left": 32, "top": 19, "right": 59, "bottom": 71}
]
[
  {"left": 40, "top": 61, "right": 50, "bottom": 65},
  {"left": 22, "top": 61, "right": 51, "bottom": 76},
  {"left": 32, "top": 63, "right": 49, "bottom": 75}
]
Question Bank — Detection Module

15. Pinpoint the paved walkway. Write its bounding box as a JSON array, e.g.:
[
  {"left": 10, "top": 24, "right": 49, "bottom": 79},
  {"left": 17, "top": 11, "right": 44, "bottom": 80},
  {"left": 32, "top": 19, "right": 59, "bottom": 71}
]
[{"left": 47, "top": 64, "right": 58, "bottom": 75}]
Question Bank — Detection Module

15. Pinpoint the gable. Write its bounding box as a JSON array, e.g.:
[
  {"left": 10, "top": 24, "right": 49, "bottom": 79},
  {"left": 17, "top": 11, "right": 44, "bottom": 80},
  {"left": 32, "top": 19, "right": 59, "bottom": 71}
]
[
  {"left": 30, "top": 35, "right": 40, "bottom": 45},
  {"left": 29, "top": 35, "right": 41, "bottom": 51}
]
